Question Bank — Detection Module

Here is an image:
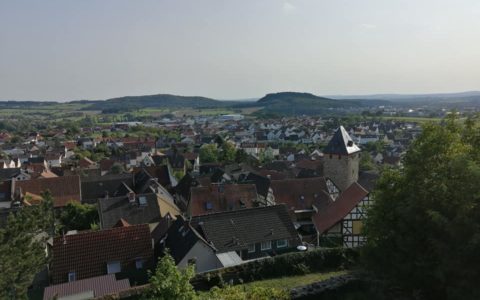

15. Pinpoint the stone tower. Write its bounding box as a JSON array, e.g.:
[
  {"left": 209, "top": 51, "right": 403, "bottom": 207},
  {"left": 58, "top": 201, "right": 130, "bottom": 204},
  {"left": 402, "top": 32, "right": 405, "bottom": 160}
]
[{"left": 323, "top": 126, "right": 361, "bottom": 192}]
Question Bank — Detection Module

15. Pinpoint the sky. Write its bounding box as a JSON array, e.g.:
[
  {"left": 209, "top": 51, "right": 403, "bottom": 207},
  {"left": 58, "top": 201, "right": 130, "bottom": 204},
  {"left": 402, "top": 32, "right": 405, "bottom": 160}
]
[{"left": 1, "top": 0, "right": 480, "bottom": 101}]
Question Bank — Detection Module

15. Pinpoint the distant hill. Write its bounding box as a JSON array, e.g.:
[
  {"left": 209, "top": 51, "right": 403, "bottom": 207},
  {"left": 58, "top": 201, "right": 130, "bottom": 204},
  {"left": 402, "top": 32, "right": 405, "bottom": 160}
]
[
  {"left": 245, "top": 92, "right": 386, "bottom": 115},
  {"left": 328, "top": 91, "right": 480, "bottom": 103},
  {"left": 84, "top": 94, "right": 228, "bottom": 113}
]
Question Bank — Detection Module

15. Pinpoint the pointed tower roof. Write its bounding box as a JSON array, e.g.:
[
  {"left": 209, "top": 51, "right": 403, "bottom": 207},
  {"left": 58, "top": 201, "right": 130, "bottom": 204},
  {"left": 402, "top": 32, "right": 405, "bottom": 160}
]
[{"left": 323, "top": 126, "right": 361, "bottom": 155}]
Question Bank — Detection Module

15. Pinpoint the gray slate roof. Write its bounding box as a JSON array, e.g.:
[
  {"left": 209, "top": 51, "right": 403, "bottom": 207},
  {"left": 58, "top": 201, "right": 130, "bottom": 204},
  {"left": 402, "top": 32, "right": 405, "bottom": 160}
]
[
  {"left": 98, "top": 193, "right": 161, "bottom": 229},
  {"left": 191, "top": 204, "right": 300, "bottom": 253},
  {"left": 81, "top": 174, "right": 133, "bottom": 202},
  {"left": 323, "top": 126, "right": 361, "bottom": 155}
]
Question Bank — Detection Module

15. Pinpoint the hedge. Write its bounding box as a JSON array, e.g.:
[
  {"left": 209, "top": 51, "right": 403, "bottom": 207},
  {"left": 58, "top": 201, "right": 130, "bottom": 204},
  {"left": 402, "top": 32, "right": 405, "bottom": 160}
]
[{"left": 192, "top": 247, "right": 359, "bottom": 290}]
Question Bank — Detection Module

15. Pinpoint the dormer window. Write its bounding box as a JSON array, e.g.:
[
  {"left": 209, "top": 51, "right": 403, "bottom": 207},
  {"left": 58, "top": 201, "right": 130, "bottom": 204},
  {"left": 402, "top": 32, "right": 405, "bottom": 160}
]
[
  {"left": 139, "top": 196, "right": 147, "bottom": 206},
  {"left": 205, "top": 202, "right": 213, "bottom": 210},
  {"left": 107, "top": 261, "right": 121, "bottom": 274},
  {"left": 68, "top": 271, "right": 76, "bottom": 282}
]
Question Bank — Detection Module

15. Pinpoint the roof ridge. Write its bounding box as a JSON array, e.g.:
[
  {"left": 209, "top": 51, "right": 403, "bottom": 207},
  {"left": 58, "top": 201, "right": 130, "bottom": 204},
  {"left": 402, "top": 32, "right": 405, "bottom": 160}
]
[
  {"left": 55, "top": 223, "right": 149, "bottom": 239},
  {"left": 193, "top": 204, "right": 285, "bottom": 218}
]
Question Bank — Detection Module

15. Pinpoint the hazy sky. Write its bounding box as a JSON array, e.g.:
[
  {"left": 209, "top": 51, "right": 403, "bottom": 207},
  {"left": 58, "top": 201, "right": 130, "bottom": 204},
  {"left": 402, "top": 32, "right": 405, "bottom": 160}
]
[{"left": 1, "top": 0, "right": 480, "bottom": 101}]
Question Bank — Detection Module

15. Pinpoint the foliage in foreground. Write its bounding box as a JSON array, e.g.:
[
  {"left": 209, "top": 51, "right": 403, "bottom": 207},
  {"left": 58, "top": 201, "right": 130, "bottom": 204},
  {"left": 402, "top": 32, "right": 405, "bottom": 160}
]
[
  {"left": 0, "top": 192, "right": 54, "bottom": 299},
  {"left": 363, "top": 115, "right": 480, "bottom": 299},
  {"left": 144, "top": 253, "right": 197, "bottom": 300}
]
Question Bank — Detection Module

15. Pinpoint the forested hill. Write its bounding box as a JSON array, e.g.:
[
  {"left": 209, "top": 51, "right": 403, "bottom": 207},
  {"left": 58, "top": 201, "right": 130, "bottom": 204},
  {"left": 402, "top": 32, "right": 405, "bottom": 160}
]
[
  {"left": 247, "top": 92, "right": 387, "bottom": 115},
  {"left": 84, "top": 94, "right": 228, "bottom": 113}
]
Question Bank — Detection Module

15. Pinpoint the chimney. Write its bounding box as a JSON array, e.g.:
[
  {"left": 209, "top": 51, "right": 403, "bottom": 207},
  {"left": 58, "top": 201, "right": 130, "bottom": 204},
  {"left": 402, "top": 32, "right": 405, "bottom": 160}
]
[{"left": 128, "top": 192, "right": 136, "bottom": 203}]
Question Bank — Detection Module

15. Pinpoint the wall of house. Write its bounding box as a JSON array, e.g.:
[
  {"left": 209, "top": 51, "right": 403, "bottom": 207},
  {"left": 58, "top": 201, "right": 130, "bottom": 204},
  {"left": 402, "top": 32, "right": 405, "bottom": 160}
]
[
  {"left": 240, "top": 239, "right": 298, "bottom": 260},
  {"left": 178, "top": 241, "right": 223, "bottom": 273},
  {"left": 342, "top": 195, "right": 370, "bottom": 248},
  {"left": 323, "top": 153, "right": 359, "bottom": 192}
]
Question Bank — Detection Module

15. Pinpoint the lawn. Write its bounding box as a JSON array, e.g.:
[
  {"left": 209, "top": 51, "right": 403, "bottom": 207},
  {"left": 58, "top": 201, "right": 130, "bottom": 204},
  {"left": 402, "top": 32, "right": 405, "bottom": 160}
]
[
  {"left": 240, "top": 270, "right": 348, "bottom": 291},
  {"left": 379, "top": 116, "right": 442, "bottom": 123}
]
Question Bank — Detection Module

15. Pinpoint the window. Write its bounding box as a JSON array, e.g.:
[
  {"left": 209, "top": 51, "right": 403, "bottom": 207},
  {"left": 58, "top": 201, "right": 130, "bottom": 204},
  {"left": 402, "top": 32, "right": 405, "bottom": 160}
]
[
  {"left": 247, "top": 243, "right": 256, "bottom": 253},
  {"left": 68, "top": 272, "right": 76, "bottom": 282},
  {"left": 107, "top": 261, "right": 121, "bottom": 274},
  {"left": 135, "top": 259, "right": 144, "bottom": 270},
  {"left": 139, "top": 196, "right": 147, "bottom": 206},
  {"left": 260, "top": 241, "right": 272, "bottom": 251},
  {"left": 205, "top": 202, "right": 213, "bottom": 210},
  {"left": 276, "top": 239, "right": 288, "bottom": 248},
  {"left": 352, "top": 220, "right": 363, "bottom": 235}
]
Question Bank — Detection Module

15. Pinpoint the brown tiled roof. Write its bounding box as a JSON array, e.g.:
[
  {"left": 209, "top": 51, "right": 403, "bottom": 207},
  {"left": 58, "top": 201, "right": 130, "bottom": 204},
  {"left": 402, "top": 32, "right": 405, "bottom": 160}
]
[
  {"left": 255, "top": 169, "right": 288, "bottom": 180},
  {"left": 43, "top": 274, "right": 130, "bottom": 300},
  {"left": 295, "top": 159, "right": 323, "bottom": 171},
  {"left": 189, "top": 184, "right": 258, "bottom": 216},
  {"left": 114, "top": 218, "right": 131, "bottom": 228},
  {"left": 64, "top": 141, "right": 76, "bottom": 151},
  {"left": 51, "top": 224, "right": 153, "bottom": 284},
  {"left": 183, "top": 152, "right": 198, "bottom": 161},
  {"left": 78, "top": 157, "right": 96, "bottom": 168},
  {"left": 14, "top": 176, "right": 81, "bottom": 207},
  {"left": 99, "top": 159, "right": 116, "bottom": 172},
  {"left": 133, "top": 166, "right": 171, "bottom": 187},
  {"left": 270, "top": 178, "right": 332, "bottom": 211},
  {"left": 313, "top": 182, "right": 368, "bottom": 234}
]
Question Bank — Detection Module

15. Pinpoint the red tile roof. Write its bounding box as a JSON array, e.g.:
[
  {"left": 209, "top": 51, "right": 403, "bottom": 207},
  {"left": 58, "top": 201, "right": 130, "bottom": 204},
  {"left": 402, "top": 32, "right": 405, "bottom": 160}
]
[
  {"left": 190, "top": 184, "right": 258, "bottom": 216},
  {"left": 114, "top": 218, "right": 131, "bottom": 228},
  {"left": 43, "top": 274, "right": 130, "bottom": 300},
  {"left": 313, "top": 182, "right": 368, "bottom": 234},
  {"left": 51, "top": 224, "right": 153, "bottom": 284},
  {"left": 78, "top": 157, "right": 96, "bottom": 168},
  {"left": 270, "top": 178, "right": 332, "bottom": 211},
  {"left": 14, "top": 176, "right": 81, "bottom": 207}
]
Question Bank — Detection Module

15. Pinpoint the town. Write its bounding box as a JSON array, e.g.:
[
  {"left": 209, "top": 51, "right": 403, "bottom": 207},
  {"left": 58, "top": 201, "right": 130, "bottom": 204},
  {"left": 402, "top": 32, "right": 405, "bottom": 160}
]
[
  {"left": 2, "top": 1, "right": 480, "bottom": 299},
  {"left": 0, "top": 106, "right": 429, "bottom": 299}
]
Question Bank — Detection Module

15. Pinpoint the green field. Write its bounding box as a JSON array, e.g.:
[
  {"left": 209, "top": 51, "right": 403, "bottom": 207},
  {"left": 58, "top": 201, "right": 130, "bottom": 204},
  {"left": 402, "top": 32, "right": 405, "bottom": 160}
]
[
  {"left": 366, "top": 115, "right": 443, "bottom": 123},
  {"left": 198, "top": 270, "right": 348, "bottom": 296}
]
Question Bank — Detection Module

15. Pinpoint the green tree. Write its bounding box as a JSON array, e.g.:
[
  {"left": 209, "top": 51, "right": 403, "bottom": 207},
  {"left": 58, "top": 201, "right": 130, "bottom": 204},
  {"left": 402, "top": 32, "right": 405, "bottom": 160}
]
[
  {"left": 359, "top": 152, "right": 377, "bottom": 172},
  {"left": 235, "top": 149, "right": 249, "bottom": 163},
  {"left": 110, "top": 163, "right": 125, "bottom": 174},
  {"left": 0, "top": 192, "right": 54, "bottom": 299},
  {"left": 363, "top": 116, "right": 480, "bottom": 299},
  {"left": 220, "top": 142, "right": 236, "bottom": 164},
  {"left": 363, "top": 140, "right": 386, "bottom": 153},
  {"left": 145, "top": 252, "right": 197, "bottom": 300},
  {"left": 59, "top": 201, "right": 99, "bottom": 231},
  {"left": 199, "top": 144, "right": 218, "bottom": 163}
]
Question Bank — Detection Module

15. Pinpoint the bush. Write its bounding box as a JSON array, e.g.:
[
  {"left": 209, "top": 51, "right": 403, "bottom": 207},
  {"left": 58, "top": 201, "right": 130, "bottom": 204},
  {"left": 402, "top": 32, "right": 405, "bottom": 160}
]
[{"left": 192, "top": 248, "right": 358, "bottom": 290}]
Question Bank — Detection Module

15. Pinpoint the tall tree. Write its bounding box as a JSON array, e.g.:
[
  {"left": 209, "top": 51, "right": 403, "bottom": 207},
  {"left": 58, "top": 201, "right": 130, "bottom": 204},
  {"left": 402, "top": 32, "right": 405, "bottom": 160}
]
[
  {"left": 199, "top": 144, "right": 218, "bottom": 164},
  {"left": 146, "top": 252, "right": 197, "bottom": 300},
  {"left": 59, "top": 201, "right": 99, "bottom": 232},
  {"left": 0, "top": 192, "right": 54, "bottom": 299},
  {"left": 363, "top": 116, "right": 480, "bottom": 299},
  {"left": 220, "top": 142, "right": 236, "bottom": 164}
]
